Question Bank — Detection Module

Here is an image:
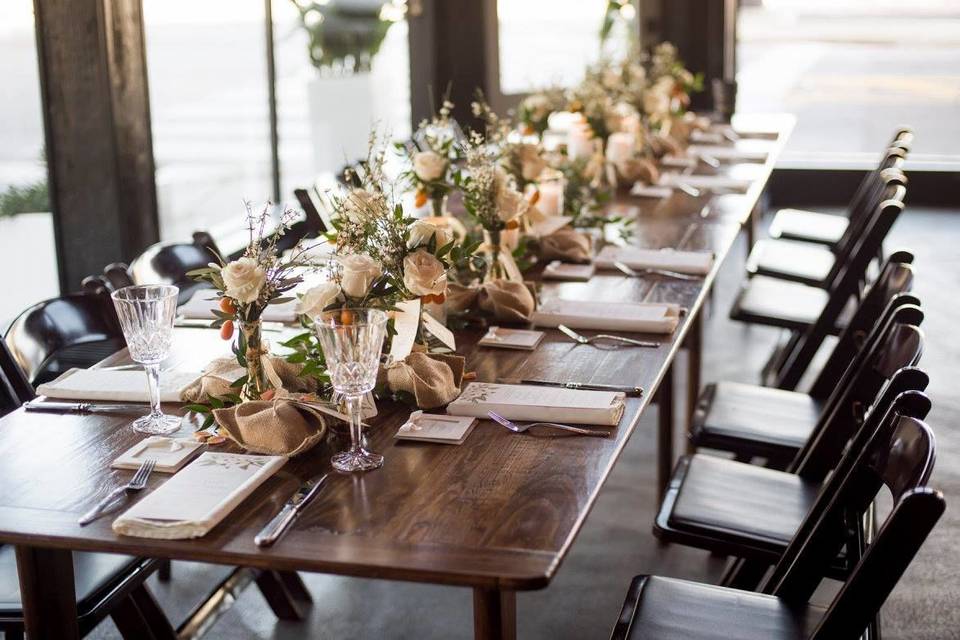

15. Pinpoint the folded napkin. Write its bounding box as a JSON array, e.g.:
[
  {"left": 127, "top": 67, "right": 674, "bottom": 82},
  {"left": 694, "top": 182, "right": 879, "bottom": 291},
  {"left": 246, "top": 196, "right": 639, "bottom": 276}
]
[
  {"left": 179, "top": 293, "right": 298, "bottom": 323},
  {"left": 182, "top": 356, "right": 318, "bottom": 403},
  {"left": 657, "top": 173, "right": 752, "bottom": 193},
  {"left": 447, "top": 382, "right": 625, "bottom": 426},
  {"left": 531, "top": 298, "right": 681, "bottom": 334},
  {"left": 37, "top": 368, "right": 202, "bottom": 403},
  {"left": 539, "top": 228, "right": 593, "bottom": 264},
  {"left": 380, "top": 352, "right": 466, "bottom": 409},
  {"left": 595, "top": 246, "right": 714, "bottom": 275},
  {"left": 688, "top": 145, "right": 768, "bottom": 162},
  {"left": 630, "top": 184, "right": 674, "bottom": 199},
  {"left": 213, "top": 397, "right": 327, "bottom": 457},
  {"left": 113, "top": 452, "right": 285, "bottom": 540},
  {"left": 447, "top": 280, "right": 536, "bottom": 323}
]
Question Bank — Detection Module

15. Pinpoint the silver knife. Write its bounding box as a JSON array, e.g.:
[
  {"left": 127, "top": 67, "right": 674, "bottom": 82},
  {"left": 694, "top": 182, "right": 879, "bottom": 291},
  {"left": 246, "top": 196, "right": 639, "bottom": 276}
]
[
  {"left": 255, "top": 473, "right": 330, "bottom": 547},
  {"left": 24, "top": 400, "right": 148, "bottom": 414},
  {"left": 502, "top": 378, "right": 644, "bottom": 397}
]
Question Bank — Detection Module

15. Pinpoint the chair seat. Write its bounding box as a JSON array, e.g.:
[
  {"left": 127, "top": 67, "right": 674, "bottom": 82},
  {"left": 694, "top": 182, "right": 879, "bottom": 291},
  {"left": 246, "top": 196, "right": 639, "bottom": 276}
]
[
  {"left": 745, "top": 239, "right": 836, "bottom": 286},
  {"left": 655, "top": 454, "right": 821, "bottom": 557},
  {"left": 614, "top": 575, "right": 824, "bottom": 640},
  {"left": 730, "top": 276, "right": 830, "bottom": 331},
  {"left": 691, "top": 382, "right": 820, "bottom": 458},
  {"left": 767, "top": 208, "right": 849, "bottom": 245},
  {"left": 0, "top": 546, "right": 145, "bottom": 616}
]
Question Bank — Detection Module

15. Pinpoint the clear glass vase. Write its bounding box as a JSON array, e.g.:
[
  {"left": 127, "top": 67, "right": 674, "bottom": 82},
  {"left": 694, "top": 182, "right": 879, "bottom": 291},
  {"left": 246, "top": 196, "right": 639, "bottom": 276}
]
[{"left": 240, "top": 320, "right": 270, "bottom": 400}]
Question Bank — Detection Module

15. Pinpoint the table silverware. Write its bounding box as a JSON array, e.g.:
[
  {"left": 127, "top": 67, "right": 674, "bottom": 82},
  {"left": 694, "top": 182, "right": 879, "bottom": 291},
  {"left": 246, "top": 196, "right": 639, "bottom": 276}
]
[
  {"left": 613, "top": 260, "right": 703, "bottom": 282},
  {"left": 697, "top": 152, "right": 721, "bottom": 169},
  {"left": 502, "top": 378, "right": 643, "bottom": 397},
  {"left": 675, "top": 181, "right": 702, "bottom": 197},
  {"left": 78, "top": 458, "right": 156, "bottom": 525},
  {"left": 24, "top": 400, "right": 149, "bottom": 415},
  {"left": 255, "top": 473, "right": 331, "bottom": 547},
  {"left": 487, "top": 411, "right": 611, "bottom": 437},
  {"left": 557, "top": 324, "right": 659, "bottom": 349}
]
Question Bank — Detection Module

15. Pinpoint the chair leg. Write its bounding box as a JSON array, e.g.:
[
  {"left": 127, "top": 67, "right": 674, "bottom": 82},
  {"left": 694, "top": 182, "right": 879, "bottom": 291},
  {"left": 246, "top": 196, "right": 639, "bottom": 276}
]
[
  {"left": 157, "top": 559, "right": 172, "bottom": 581},
  {"left": 720, "top": 557, "right": 770, "bottom": 590},
  {"left": 255, "top": 570, "right": 312, "bottom": 621},
  {"left": 110, "top": 586, "right": 177, "bottom": 640}
]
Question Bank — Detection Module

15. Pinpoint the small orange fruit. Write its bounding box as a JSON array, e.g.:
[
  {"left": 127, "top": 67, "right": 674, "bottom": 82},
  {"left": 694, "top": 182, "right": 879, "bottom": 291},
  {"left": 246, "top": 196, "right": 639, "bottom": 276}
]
[
  {"left": 414, "top": 189, "right": 428, "bottom": 208},
  {"left": 528, "top": 189, "right": 540, "bottom": 206},
  {"left": 340, "top": 308, "right": 354, "bottom": 326},
  {"left": 434, "top": 292, "right": 446, "bottom": 304},
  {"left": 261, "top": 388, "right": 276, "bottom": 401},
  {"left": 506, "top": 219, "right": 519, "bottom": 230},
  {"left": 219, "top": 320, "right": 234, "bottom": 340},
  {"left": 218, "top": 297, "right": 237, "bottom": 315}
]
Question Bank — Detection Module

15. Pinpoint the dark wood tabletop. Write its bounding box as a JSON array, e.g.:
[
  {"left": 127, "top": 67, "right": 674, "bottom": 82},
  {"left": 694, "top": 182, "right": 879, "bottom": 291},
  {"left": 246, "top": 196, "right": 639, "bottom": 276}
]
[{"left": 0, "top": 114, "right": 794, "bottom": 640}]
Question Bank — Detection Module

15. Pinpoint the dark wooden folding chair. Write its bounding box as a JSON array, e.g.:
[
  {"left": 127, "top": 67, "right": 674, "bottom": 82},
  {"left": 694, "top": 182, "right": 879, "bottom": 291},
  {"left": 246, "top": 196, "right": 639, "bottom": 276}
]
[
  {"left": 730, "top": 184, "right": 907, "bottom": 338},
  {"left": 690, "top": 268, "right": 918, "bottom": 465},
  {"left": 614, "top": 426, "right": 941, "bottom": 640},
  {"left": 653, "top": 317, "right": 925, "bottom": 583},
  {"left": 766, "top": 127, "right": 912, "bottom": 246},
  {"left": 4, "top": 291, "right": 126, "bottom": 387}
]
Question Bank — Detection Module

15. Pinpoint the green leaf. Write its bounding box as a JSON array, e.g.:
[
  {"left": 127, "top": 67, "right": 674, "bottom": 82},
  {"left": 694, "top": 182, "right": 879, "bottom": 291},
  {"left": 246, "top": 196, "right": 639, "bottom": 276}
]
[{"left": 184, "top": 404, "right": 211, "bottom": 414}]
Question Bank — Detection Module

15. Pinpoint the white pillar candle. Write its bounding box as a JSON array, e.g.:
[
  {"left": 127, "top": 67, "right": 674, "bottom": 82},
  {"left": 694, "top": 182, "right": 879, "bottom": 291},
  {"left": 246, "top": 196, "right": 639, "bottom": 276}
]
[
  {"left": 566, "top": 123, "right": 595, "bottom": 161},
  {"left": 606, "top": 131, "right": 636, "bottom": 166},
  {"left": 547, "top": 111, "right": 579, "bottom": 133},
  {"left": 537, "top": 179, "right": 565, "bottom": 217}
]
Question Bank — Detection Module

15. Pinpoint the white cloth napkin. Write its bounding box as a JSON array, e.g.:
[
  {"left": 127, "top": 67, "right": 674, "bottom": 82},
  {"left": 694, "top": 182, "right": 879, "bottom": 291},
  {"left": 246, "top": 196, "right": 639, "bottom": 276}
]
[
  {"left": 36, "top": 368, "right": 202, "bottom": 402},
  {"left": 630, "top": 184, "right": 674, "bottom": 199},
  {"left": 594, "top": 246, "right": 714, "bottom": 275},
  {"left": 688, "top": 145, "right": 768, "bottom": 162},
  {"left": 657, "top": 173, "right": 752, "bottom": 193},
  {"left": 531, "top": 298, "right": 682, "bottom": 334},
  {"left": 113, "top": 452, "right": 286, "bottom": 540},
  {"left": 179, "top": 293, "right": 298, "bottom": 323}
]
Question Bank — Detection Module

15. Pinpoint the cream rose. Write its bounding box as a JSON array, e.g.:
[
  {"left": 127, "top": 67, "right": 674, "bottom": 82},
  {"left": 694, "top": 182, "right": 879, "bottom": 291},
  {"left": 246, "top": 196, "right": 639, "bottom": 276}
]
[
  {"left": 403, "top": 250, "right": 447, "bottom": 297},
  {"left": 412, "top": 151, "right": 447, "bottom": 182},
  {"left": 297, "top": 281, "right": 340, "bottom": 318},
  {"left": 493, "top": 167, "right": 528, "bottom": 222},
  {"left": 221, "top": 257, "right": 266, "bottom": 304},
  {"left": 342, "top": 188, "right": 381, "bottom": 223},
  {"left": 516, "top": 144, "right": 547, "bottom": 182},
  {"left": 338, "top": 253, "right": 382, "bottom": 299},
  {"left": 407, "top": 219, "right": 453, "bottom": 250}
]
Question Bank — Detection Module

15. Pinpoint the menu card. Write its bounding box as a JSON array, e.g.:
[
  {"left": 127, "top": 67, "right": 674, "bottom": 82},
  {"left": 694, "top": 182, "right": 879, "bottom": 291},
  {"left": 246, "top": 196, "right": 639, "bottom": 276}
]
[
  {"left": 180, "top": 293, "right": 298, "bottom": 323},
  {"left": 531, "top": 298, "right": 681, "bottom": 334},
  {"left": 595, "top": 246, "right": 714, "bottom": 275},
  {"left": 447, "top": 382, "right": 625, "bottom": 426},
  {"left": 37, "top": 368, "right": 202, "bottom": 403},
  {"left": 113, "top": 452, "right": 286, "bottom": 539}
]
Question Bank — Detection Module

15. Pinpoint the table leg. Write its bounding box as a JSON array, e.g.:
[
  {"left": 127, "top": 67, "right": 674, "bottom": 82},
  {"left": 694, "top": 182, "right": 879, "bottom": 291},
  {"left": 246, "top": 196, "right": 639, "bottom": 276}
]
[
  {"left": 473, "top": 587, "right": 516, "bottom": 640},
  {"left": 15, "top": 546, "right": 79, "bottom": 640},
  {"left": 684, "top": 310, "right": 703, "bottom": 453},
  {"left": 656, "top": 363, "right": 675, "bottom": 498}
]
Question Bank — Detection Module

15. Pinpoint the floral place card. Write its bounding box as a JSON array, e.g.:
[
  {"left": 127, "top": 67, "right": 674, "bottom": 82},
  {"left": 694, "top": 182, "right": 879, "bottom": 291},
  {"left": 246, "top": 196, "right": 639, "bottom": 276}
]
[
  {"left": 395, "top": 411, "right": 477, "bottom": 444},
  {"left": 421, "top": 310, "right": 456, "bottom": 351},
  {"left": 478, "top": 327, "right": 545, "bottom": 350},
  {"left": 542, "top": 260, "right": 596, "bottom": 282},
  {"left": 112, "top": 436, "right": 205, "bottom": 474}
]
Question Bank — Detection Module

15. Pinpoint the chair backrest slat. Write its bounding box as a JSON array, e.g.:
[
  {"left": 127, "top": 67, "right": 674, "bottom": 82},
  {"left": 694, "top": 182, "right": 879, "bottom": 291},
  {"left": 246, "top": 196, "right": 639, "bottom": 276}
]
[{"left": 0, "top": 338, "right": 35, "bottom": 415}]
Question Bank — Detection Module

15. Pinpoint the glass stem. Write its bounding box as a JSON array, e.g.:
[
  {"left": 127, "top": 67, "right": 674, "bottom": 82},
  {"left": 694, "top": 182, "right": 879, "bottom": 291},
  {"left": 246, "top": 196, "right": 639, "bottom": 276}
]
[
  {"left": 145, "top": 363, "right": 163, "bottom": 420},
  {"left": 346, "top": 393, "right": 364, "bottom": 453}
]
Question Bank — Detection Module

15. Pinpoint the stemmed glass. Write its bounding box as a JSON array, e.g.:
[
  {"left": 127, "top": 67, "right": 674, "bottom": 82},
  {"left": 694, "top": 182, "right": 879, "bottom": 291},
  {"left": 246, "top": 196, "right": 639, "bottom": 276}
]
[
  {"left": 313, "top": 308, "right": 388, "bottom": 472},
  {"left": 111, "top": 285, "right": 181, "bottom": 435}
]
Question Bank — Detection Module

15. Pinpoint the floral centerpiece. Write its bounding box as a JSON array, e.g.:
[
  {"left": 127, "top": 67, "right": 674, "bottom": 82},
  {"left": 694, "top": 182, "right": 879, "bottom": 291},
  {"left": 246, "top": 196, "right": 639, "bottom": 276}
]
[{"left": 400, "top": 99, "right": 458, "bottom": 217}]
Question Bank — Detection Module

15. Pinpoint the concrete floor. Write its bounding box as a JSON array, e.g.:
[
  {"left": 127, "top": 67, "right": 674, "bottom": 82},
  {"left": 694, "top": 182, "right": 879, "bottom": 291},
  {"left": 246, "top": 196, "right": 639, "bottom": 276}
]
[{"left": 78, "top": 207, "right": 960, "bottom": 639}]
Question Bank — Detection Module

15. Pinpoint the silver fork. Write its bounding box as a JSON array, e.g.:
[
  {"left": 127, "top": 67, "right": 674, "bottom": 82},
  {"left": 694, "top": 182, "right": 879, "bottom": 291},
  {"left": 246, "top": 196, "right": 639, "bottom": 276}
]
[
  {"left": 487, "top": 411, "right": 611, "bottom": 438},
  {"left": 613, "top": 260, "right": 703, "bottom": 282},
  {"left": 558, "top": 324, "right": 659, "bottom": 349},
  {"left": 79, "top": 458, "right": 156, "bottom": 525}
]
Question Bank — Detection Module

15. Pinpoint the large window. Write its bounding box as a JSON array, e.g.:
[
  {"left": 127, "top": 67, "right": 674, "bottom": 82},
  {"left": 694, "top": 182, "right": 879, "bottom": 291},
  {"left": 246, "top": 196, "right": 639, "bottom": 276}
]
[
  {"left": 737, "top": 0, "right": 960, "bottom": 167},
  {"left": 0, "top": 3, "right": 58, "bottom": 324}
]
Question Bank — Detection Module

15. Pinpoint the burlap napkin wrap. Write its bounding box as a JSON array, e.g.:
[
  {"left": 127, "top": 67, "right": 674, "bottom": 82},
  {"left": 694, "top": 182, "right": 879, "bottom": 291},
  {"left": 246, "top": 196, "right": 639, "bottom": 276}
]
[
  {"left": 379, "top": 352, "right": 465, "bottom": 409},
  {"left": 539, "top": 228, "right": 593, "bottom": 264},
  {"left": 650, "top": 133, "right": 683, "bottom": 158},
  {"left": 448, "top": 280, "right": 536, "bottom": 323},
  {"left": 182, "top": 357, "right": 326, "bottom": 457},
  {"left": 616, "top": 157, "right": 661, "bottom": 186}
]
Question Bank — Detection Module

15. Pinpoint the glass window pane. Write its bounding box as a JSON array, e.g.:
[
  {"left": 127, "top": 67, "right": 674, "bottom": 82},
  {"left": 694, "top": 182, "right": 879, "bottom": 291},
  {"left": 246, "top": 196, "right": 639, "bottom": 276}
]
[
  {"left": 0, "top": 3, "right": 58, "bottom": 324},
  {"left": 497, "top": 0, "right": 635, "bottom": 95}
]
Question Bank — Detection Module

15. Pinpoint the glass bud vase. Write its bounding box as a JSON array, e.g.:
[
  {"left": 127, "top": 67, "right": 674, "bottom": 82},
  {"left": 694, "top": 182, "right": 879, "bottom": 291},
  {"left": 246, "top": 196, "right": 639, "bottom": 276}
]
[
  {"left": 485, "top": 228, "right": 506, "bottom": 282},
  {"left": 239, "top": 320, "right": 270, "bottom": 400},
  {"left": 430, "top": 193, "right": 448, "bottom": 218}
]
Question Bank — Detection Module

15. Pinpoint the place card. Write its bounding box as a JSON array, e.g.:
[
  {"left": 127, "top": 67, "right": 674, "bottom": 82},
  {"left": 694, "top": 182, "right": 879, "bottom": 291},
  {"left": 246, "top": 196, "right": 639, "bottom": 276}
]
[
  {"left": 531, "top": 298, "right": 682, "bottom": 334},
  {"left": 390, "top": 299, "right": 421, "bottom": 360},
  {"left": 542, "top": 260, "right": 595, "bottom": 282},
  {"left": 499, "top": 249, "right": 524, "bottom": 282},
  {"left": 595, "top": 246, "right": 714, "bottom": 275},
  {"left": 112, "top": 436, "right": 205, "bottom": 474},
  {"left": 447, "top": 382, "right": 625, "bottom": 426},
  {"left": 629, "top": 184, "right": 673, "bottom": 199},
  {"left": 395, "top": 411, "right": 477, "bottom": 445},
  {"left": 422, "top": 310, "right": 456, "bottom": 351},
  {"left": 113, "top": 452, "right": 286, "bottom": 540},
  {"left": 37, "top": 368, "right": 202, "bottom": 403},
  {"left": 478, "top": 327, "right": 545, "bottom": 350}
]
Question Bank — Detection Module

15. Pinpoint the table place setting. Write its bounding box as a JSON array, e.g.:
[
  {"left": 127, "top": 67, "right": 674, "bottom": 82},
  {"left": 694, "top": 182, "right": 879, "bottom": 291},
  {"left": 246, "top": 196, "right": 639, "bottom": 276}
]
[
  {"left": 657, "top": 172, "right": 752, "bottom": 194},
  {"left": 35, "top": 368, "right": 203, "bottom": 403},
  {"left": 594, "top": 245, "right": 714, "bottom": 276},
  {"left": 542, "top": 260, "right": 596, "bottom": 281},
  {"left": 686, "top": 144, "right": 769, "bottom": 163},
  {"left": 446, "top": 382, "right": 626, "bottom": 426},
  {"left": 532, "top": 298, "right": 683, "bottom": 334},
  {"left": 478, "top": 326, "right": 546, "bottom": 350}
]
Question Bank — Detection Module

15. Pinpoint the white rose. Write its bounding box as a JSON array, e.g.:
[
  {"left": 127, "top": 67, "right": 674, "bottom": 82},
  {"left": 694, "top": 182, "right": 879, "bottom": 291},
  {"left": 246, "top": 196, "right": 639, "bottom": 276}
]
[
  {"left": 338, "top": 253, "right": 382, "bottom": 299},
  {"left": 412, "top": 151, "right": 447, "bottom": 182},
  {"left": 407, "top": 219, "right": 453, "bottom": 249},
  {"left": 523, "top": 94, "right": 551, "bottom": 121},
  {"left": 342, "top": 188, "right": 380, "bottom": 223},
  {"left": 402, "top": 250, "right": 448, "bottom": 297},
  {"left": 516, "top": 144, "right": 547, "bottom": 182},
  {"left": 221, "top": 257, "right": 266, "bottom": 304},
  {"left": 297, "top": 281, "right": 340, "bottom": 318},
  {"left": 643, "top": 88, "right": 671, "bottom": 121}
]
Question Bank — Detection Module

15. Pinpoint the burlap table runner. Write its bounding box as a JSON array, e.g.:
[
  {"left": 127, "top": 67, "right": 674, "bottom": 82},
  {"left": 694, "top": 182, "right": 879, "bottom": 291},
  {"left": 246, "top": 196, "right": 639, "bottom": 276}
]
[
  {"left": 539, "top": 228, "right": 593, "bottom": 264},
  {"left": 448, "top": 280, "right": 536, "bottom": 323},
  {"left": 380, "top": 352, "right": 466, "bottom": 409}
]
